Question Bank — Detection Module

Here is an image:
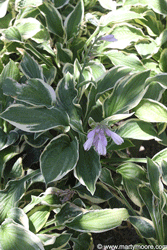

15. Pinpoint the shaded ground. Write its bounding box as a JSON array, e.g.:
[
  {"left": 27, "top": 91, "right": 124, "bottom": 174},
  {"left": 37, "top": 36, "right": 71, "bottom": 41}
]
[{"left": 92, "top": 222, "right": 141, "bottom": 249}]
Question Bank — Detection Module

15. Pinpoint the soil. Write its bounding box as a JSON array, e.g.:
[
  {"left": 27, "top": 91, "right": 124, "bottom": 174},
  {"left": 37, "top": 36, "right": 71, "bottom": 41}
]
[{"left": 92, "top": 222, "right": 141, "bottom": 249}]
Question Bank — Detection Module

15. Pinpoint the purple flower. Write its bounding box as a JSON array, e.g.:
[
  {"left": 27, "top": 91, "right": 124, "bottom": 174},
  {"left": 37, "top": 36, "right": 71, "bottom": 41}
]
[
  {"left": 99, "top": 34, "right": 117, "bottom": 42},
  {"left": 84, "top": 125, "right": 124, "bottom": 156}
]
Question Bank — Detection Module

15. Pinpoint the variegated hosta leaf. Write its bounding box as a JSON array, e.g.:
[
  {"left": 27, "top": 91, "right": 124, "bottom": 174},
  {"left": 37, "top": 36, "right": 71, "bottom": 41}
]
[
  {"left": 66, "top": 208, "right": 129, "bottom": 232},
  {"left": 0, "top": 219, "right": 44, "bottom": 250},
  {"left": 40, "top": 135, "right": 79, "bottom": 184},
  {"left": 103, "top": 70, "right": 150, "bottom": 117},
  {"left": 0, "top": 104, "right": 70, "bottom": 133},
  {"left": 129, "top": 216, "right": 156, "bottom": 239}
]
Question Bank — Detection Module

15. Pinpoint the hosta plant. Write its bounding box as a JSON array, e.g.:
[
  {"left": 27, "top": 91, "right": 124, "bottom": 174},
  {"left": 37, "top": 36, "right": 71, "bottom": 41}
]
[{"left": 0, "top": 0, "right": 167, "bottom": 249}]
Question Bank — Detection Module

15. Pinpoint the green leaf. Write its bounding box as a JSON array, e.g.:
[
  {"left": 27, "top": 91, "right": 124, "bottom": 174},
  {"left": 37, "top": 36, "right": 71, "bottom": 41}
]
[
  {"left": 0, "top": 219, "right": 44, "bottom": 250},
  {"left": 0, "top": 0, "right": 9, "bottom": 18},
  {"left": 134, "top": 99, "right": 167, "bottom": 122},
  {"left": 40, "top": 135, "right": 78, "bottom": 184},
  {"left": 103, "top": 71, "right": 150, "bottom": 117},
  {"left": 0, "top": 129, "right": 6, "bottom": 150},
  {"left": 39, "top": 2, "right": 64, "bottom": 37},
  {"left": 96, "top": 66, "right": 131, "bottom": 100},
  {"left": 0, "top": 146, "right": 18, "bottom": 180},
  {"left": 143, "top": 82, "right": 164, "bottom": 101},
  {"left": 2, "top": 78, "right": 56, "bottom": 108},
  {"left": 28, "top": 205, "right": 50, "bottom": 233},
  {"left": 147, "top": 158, "right": 163, "bottom": 198},
  {"left": 146, "top": 73, "right": 167, "bottom": 89},
  {"left": 135, "top": 39, "right": 159, "bottom": 59},
  {"left": 0, "top": 12, "right": 12, "bottom": 29},
  {"left": 0, "top": 104, "right": 69, "bottom": 133},
  {"left": 74, "top": 146, "right": 101, "bottom": 195},
  {"left": 137, "top": 10, "right": 163, "bottom": 37},
  {"left": 23, "top": 133, "right": 49, "bottom": 148},
  {"left": 124, "top": 0, "right": 167, "bottom": 15},
  {"left": 20, "top": 52, "right": 44, "bottom": 79},
  {"left": 117, "top": 119, "right": 160, "bottom": 141},
  {"left": 161, "top": 160, "right": 167, "bottom": 186},
  {"left": 56, "top": 73, "right": 83, "bottom": 134},
  {"left": 87, "top": 61, "right": 106, "bottom": 80},
  {"left": 53, "top": 0, "right": 69, "bottom": 8},
  {"left": 74, "top": 182, "right": 113, "bottom": 204},
  {"left": 103, "top": 113, "right": 134, "bottom": 125},
  {"left": 23, "top": 188, "right": 61, "bottom": 214},
  {"left": 98, "top": 0, "right": 116, "bottom": 10},
  {"left": 160, "top": 28, "right": 167, "bottom": 46},
  {"left": 99, "top": 167, "right": 117, "bottom": 190},
  {"left": 56, "top": 42, "right": 73, "bottom": 64},
  {"left": 2, "top": 27, "right": 22, "bottom": 42},
  {"left": 138, "top": 185, "right": 154, "bottom": 216},
  {"left": 160, "top": 49, "right": 167, "bottom": 72},
  {"left": 129, "top": 216, "right": 156, "bottom": 239},
  {"left": 0, "top": 129, "right": 19, "bottom": 151},
  {"left": 7, "top": 208, "right": 29, "bottom": 229},
  {"left": 42, "top": 65, "right": 57, "bottom": 85},
  {"left": 3, "top": 157, "right": 23, "bottom": 182},
  {"left": 44, "top": 233, "right": 71, "bottom": 250},
  {"left": 56, "top": 202, "right": 84, "bottom": 225},
  {"left": 66, "top": 208, "right": 129, "bottom": 232},
  {"left": 64, "top": 0, "right": 84, "bottom": 40},
  {"left": 106, "top": 50, "right": 146, "bottom": 72},
  {"left": 100, "top": 11, "right": 143, "bottom": 26},
  {"left": 108, "top": 138, "right": 134, "bottom": 151},
  {"left": 153, "top": 148, "right": 167, "bottom": 165},
  {"left": 0, "top": 60, "right": 20, "bottom": 85},
  {"left": 117, "top": 163, "right": 147, "bottom": 207},
  {"left": 0, "top": 170, "right": 39, "bottom": 223},
  {"left": 72, "top": 233, "right": 93, "bottom": 250},
  {"left": 15, "top": 18, "right": 43, "bottom": 39},
  {"left": 15, "top": 0, "right": 43, "bottom": 9}
]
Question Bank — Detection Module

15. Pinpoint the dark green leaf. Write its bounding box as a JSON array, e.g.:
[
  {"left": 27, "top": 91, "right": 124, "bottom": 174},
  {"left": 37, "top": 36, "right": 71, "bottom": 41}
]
[
  {"left": 0, "top": 170, "right": 40, "bottom": 223},
  {"left": 0, "top": 104, "right": 69, "bottom": 132},
  {"left": 56, "top": 202, "right": 83, "bottom": 225},
  {"left": 20, "top": 52, "right": 44, "bottom": 79},
  {"left": 74, "top": 182, "right": 113, "bottom": 203},
  {"left": 56, "top": 73, "right": 83, "bottom": 133},
  {"left": 74, "top": 146, "right": 101, "bottom": 195},
  {"left": 39, "top": 2, "right": 64, "bottom": 37},
  {"left": 64, "top": 0, "right": 84, "bottom": 40},
  {"left": 40, "top": 135, "right": 78, "bottom": 184},
  {"left": 3, "top": 78, "right": 56, "bottom": 108},
  {"left": 96, "top": 66, "right": 131, "bottom": 100},
  {"left": 2, "top": 27, "right": 22, "bottom": 42},
  {"left": 103, "top": 71, "right": 150, "bottom": 117},
  {"left": 0, "top": 60, "right": 20, "bottom": 85},
  {"left": 129, "top": 216, "right": 156, "bottom": 239},
  {"left": 147, "top": 158, "right": 163, "bottom": 198}
]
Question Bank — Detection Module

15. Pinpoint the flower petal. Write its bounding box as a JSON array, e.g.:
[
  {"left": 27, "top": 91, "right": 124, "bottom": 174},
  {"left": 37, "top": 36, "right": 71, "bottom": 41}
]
[
  {"left": 108, "top": 130, "right": 124, "bottom": 145},
  {"left": 100, "top": 34, "right": 117, "bottom": 42},
  {"left": 105, "top": 128, "right": 113, "bottom": 137},
  {"left": 98, "top": 131, "right": 107, "bottom": 147},
  {"left": 96, "top": 140, "right": 107, "bottom": 156},
  {"left": 92, "top": 134, "right": 99, "bottom": 148},
  {"left": 87, "top": 129, "right": 96, "bottom": 138},
  {"left": 83, "top": 137, "right": 94, "bottom": 150}
]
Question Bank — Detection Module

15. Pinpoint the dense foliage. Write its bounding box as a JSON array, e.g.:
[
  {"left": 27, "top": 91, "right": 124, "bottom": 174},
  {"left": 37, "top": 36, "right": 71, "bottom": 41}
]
[{"left": 1, "top": 0, "right": 167, "bottom": 249}]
